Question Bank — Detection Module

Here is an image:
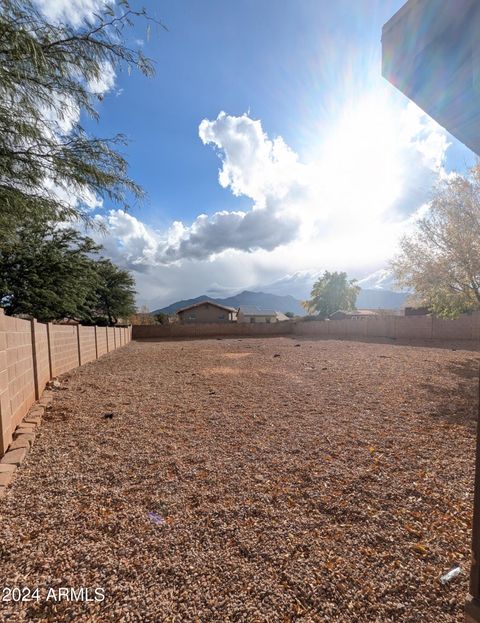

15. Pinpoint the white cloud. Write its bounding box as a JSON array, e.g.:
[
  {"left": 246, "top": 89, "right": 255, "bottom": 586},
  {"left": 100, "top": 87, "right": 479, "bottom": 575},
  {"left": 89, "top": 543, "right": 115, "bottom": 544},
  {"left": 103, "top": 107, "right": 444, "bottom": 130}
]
[
  {"left": 94, "top": 210, "right": 159, "bottom": 270},
  {"left": 33, "top": 1, "right": 117, "bottom": 98},
  {"left": 35, "top": 0, "right": 110, "bottom": 28},
  {"left": 32, "top": 0, "right": 118, "bottom": 99},
  {"left": 198, "top": 112, "right": 307, "bottom": 204},
  {"left": 159, "top": 209, "right": 299, "bottom": 262},
  {"left": 27, "top": 2, "right": 119, "bottom": 214},
  {"left": 89, "top": 61, "right": 117, "bottom": 96},
  {"left": 33, "top": 0, "right": 126, "bottom": 100},
  {"left": 94, "top": 113, "right": 309, "bottom": 266},
  {"left": 92, "top": 103, "right": 451, "bottom": 307},
  {"left": 153, "top": 112, "right": 309, "bottom": 262}
]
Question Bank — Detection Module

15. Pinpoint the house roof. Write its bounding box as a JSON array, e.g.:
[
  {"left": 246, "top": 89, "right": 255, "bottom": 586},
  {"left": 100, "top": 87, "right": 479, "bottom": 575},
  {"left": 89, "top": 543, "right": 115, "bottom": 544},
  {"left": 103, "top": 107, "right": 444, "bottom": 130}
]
[
  {"left": 330, "top": 309, "right": 379, "bottom": 317},
  {"left": 176, "top": 301, "right": 237, "bottom": 314},
  {"left": 239, "top": 305, "right": 277, "bottom": 317}
]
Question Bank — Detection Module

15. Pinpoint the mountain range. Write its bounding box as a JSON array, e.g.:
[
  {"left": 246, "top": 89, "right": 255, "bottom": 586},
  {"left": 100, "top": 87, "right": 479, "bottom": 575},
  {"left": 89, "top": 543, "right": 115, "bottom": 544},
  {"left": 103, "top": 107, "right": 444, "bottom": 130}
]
[
  {"left": 154, "top": 291, "right": 306, "bottom": 316},
  {"left": 153, "top": 269, "right": 410, "bottom": 315}
]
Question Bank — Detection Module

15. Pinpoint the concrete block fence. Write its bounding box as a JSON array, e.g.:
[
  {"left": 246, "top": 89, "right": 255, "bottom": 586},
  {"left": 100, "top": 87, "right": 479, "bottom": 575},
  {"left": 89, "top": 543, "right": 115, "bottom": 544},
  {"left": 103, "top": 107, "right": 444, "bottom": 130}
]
[
  {"left": 0, "top": 309, "right": 132, "bottom": 456},
  {"left": 132, "top": 313, "right": 480, "bottom": 342},
  {"left": 294, "top": 313, "right": 480, "bottom": 340},
  {"left": 132, "top": 321, "right": 294, "bottom": 339}
]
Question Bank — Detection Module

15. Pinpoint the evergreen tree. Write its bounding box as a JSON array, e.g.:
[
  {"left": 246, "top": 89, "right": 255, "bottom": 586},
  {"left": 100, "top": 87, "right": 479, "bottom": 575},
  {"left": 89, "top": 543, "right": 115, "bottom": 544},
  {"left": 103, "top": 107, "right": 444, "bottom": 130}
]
[
  {"left": 93, "top": 259, "right": 136, "bottom": 325},
  {"left": 0, "top": 216, "right": 137, "bottom": 324},
  {"left": 0, "top": 216, "right": 101, "bottom": 321}
]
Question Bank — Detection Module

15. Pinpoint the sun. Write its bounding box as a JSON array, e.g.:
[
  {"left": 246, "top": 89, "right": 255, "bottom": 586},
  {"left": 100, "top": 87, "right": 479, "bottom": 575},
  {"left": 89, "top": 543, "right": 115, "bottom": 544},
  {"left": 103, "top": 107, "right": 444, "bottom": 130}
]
[{"left": 308, "top": 92, "right": 408, "bottom": 225}]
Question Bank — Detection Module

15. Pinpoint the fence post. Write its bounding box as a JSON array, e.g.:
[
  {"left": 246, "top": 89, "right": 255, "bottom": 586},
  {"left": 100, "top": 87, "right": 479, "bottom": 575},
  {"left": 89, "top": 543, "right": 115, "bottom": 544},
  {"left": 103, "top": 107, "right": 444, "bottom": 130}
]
[
  {"left": 0, "top": 309, "right": 11, "bottom": 456},
  {"left": 94, "top": 326, "right": 98, "bottom": 360},
  {"left": 46, "top": 322, "right": 53, "bottom": 379},
  {"left": 76, "top": 325, "right": 82, "bottom": 366},
  {"left": 30, "top": 319, "right": 40, "bottom": 400}
]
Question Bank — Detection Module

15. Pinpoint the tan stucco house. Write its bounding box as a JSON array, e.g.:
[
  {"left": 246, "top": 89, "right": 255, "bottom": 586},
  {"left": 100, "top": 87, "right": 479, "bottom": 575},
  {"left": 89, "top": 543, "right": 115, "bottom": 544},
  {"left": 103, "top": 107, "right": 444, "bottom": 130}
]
[
  {"left": 237, "top": 306, "right": 288, "bottom": 324},
  {"left": 177, "top": 301, "right": 237, "bottom": 324}
]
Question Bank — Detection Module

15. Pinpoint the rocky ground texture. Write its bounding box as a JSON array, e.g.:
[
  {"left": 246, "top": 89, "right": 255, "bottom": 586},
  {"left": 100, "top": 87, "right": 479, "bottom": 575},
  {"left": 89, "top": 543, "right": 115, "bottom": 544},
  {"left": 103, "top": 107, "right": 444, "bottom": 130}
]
[{"left": 0, "top": 337, "right": 478, "bottom": 622}]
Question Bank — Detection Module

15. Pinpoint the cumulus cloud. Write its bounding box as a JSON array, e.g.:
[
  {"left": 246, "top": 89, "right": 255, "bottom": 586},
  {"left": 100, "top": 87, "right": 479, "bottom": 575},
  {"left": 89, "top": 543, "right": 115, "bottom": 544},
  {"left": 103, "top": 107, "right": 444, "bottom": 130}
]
[
  {"left": 388, "top": 103, "right": 450, "bottom": 215},
  {"left": 155, "top": 112, "right": 309, "bottom": 261},
  {"left": 160, "top": 208, "right": 299, "bottom": 262},
  {"left": 93, "top": 113, "right": 308, "bottom": 266},
  {"left": 93, "top": 210, "right": 159, "bottom": 271},
  {"left": 28, "top": 2, "right": 119, "bottom": 214},
  {"left": 198, "top": 112, "right": 307, "bottom": 203},
  {"left": 34, "top": 0, "right": 110, "bottom": 28},
  {"left": 89, "top": 61, "right": 117, "bottom": 97},
  {"left": 91, "top": 104, "right": 453, "bottom": 307},
  {"left": 33, "top": 0, "right": 117, "bottom": 97}
]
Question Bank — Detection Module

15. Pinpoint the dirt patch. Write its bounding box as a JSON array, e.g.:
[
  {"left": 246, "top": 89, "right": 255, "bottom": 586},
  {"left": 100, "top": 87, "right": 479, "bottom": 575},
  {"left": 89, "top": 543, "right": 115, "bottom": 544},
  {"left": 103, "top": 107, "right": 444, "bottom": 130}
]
[
  {"left": 203, "top": 366, "right": 241, "bottom": 376},
  {"left": 0, "top": 337, "right": 478, "bottom": 622},
  {"left": 223, "top": 352, "right": 253, "bottom": 359}
]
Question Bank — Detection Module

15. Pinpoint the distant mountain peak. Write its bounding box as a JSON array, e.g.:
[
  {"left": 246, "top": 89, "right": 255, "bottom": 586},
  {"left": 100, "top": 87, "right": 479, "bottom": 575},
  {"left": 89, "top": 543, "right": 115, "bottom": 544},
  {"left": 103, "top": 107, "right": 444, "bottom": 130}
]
[
  {"left": 153, "top": 290, "right": 306, "bottom": 316},
  {"left": 152, "top": 267, "right": 411, "bottom": 315},
  {"left": 357, "top": 269, "right": 397, "bottom": 291}
]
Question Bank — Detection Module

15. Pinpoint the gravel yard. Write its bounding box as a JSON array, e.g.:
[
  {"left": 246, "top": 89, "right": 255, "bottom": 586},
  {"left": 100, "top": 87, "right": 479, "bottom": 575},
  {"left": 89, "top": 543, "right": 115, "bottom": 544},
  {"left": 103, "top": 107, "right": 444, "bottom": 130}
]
[{"left": 0, "top": 336, "right": 479, "bottom": 623}]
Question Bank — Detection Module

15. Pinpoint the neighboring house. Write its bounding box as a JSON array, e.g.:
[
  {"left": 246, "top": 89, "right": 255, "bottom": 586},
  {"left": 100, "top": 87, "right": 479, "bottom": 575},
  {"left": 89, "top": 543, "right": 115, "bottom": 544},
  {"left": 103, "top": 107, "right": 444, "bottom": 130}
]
[
  {"left": 329, "top": 309, "right": 379, "bottom": 320},
  {"left": 237, "top": 306, "right": 288, "bottom": 323},
  {"left": 404, "top": 306, "right": 430, "bottom": 316},
  {"left": 177, "top": 301, "right": 237, "bottom": 324}
]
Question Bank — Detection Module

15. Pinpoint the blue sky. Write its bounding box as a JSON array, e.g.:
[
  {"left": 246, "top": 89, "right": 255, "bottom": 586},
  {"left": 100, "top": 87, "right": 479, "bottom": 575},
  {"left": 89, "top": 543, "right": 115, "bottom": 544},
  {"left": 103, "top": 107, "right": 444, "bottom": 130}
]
[{"left": 40, "top": 0, "right": 475, "bottom": 307}]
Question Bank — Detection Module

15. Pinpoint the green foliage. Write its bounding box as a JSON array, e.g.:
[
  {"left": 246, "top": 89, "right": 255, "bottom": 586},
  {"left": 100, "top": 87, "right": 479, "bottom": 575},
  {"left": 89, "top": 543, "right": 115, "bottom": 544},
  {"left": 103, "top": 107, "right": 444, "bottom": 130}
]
[
  {"left": 0, "top": 0, "right": 162, "bottom": 233},
  {"left": 153, "top": 312, "right": 169, "bottom": 324},
  {"left": 0, "top": 216, "right": 136, "bottom": 324},
  {"left": 303, "top": 271, "right": 360, "bottom": 319},
  {"left": 391, "top": 166, "right": 480, "bottom": 318},
  {"left": 0, "top": 216, "right": 101, "bottom": 322},
  {"left": 93, "top": 260, "right": 136, "bottom": 325}
]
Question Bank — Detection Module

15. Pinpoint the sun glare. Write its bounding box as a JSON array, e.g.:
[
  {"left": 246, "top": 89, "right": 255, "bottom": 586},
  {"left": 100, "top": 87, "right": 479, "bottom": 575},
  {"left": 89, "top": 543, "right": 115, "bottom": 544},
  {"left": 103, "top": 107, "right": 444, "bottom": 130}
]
[{"left": 313, "top": 94, "right": 404, "bottom": 223}]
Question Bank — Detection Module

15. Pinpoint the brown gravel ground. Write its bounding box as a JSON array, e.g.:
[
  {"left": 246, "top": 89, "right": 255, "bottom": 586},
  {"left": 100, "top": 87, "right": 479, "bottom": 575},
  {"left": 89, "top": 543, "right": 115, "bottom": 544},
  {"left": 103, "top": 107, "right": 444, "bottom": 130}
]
[{"left": 0, "top": 337, "right": 479, "bottom": 623}]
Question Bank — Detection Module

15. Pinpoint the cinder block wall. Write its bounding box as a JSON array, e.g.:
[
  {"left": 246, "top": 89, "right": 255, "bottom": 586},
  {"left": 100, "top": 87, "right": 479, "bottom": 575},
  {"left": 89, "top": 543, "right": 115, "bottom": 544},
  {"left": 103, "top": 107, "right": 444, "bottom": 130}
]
[
  {"left": 50, "top": 325, "right": 79, "bottom": 377},
  {"left": 132, "top": 314, "right": 480, "bottom": 341},
  {"left": 294, "top": 314, "right": 480, "bottom": 341},
  {"left": 132, "top": 321, "right": 295, "bottom": 339},
  {"left": 0, "top": 309, "right": 132, "bottom": 456},
  {"left": 31, "top": 320, "right": 50, "bottom": 396},
  {"left": 0, "top": 314, "right": 36, "bottom": 454},
  {"left": 96, "top": 327, "right": 108, "bottom": 357},
  {"left": 107, "top": 327, "right": 115, "bottom": 352},
  {"left": 78, "top": 326, "right": 96, "bottom": 365}
]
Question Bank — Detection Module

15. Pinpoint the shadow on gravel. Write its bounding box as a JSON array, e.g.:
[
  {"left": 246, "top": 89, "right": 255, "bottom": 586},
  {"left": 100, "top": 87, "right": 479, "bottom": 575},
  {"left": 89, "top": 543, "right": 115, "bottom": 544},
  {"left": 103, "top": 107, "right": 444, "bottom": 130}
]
[
  {"left": 289, "top": 335, "right": 480, "bottom": 353},
  {"left": 134, "top": 335, "right": 480, "bottom": 352},
  {"left": 420, "top": 359, "right": 479, "bottom": 430}
]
